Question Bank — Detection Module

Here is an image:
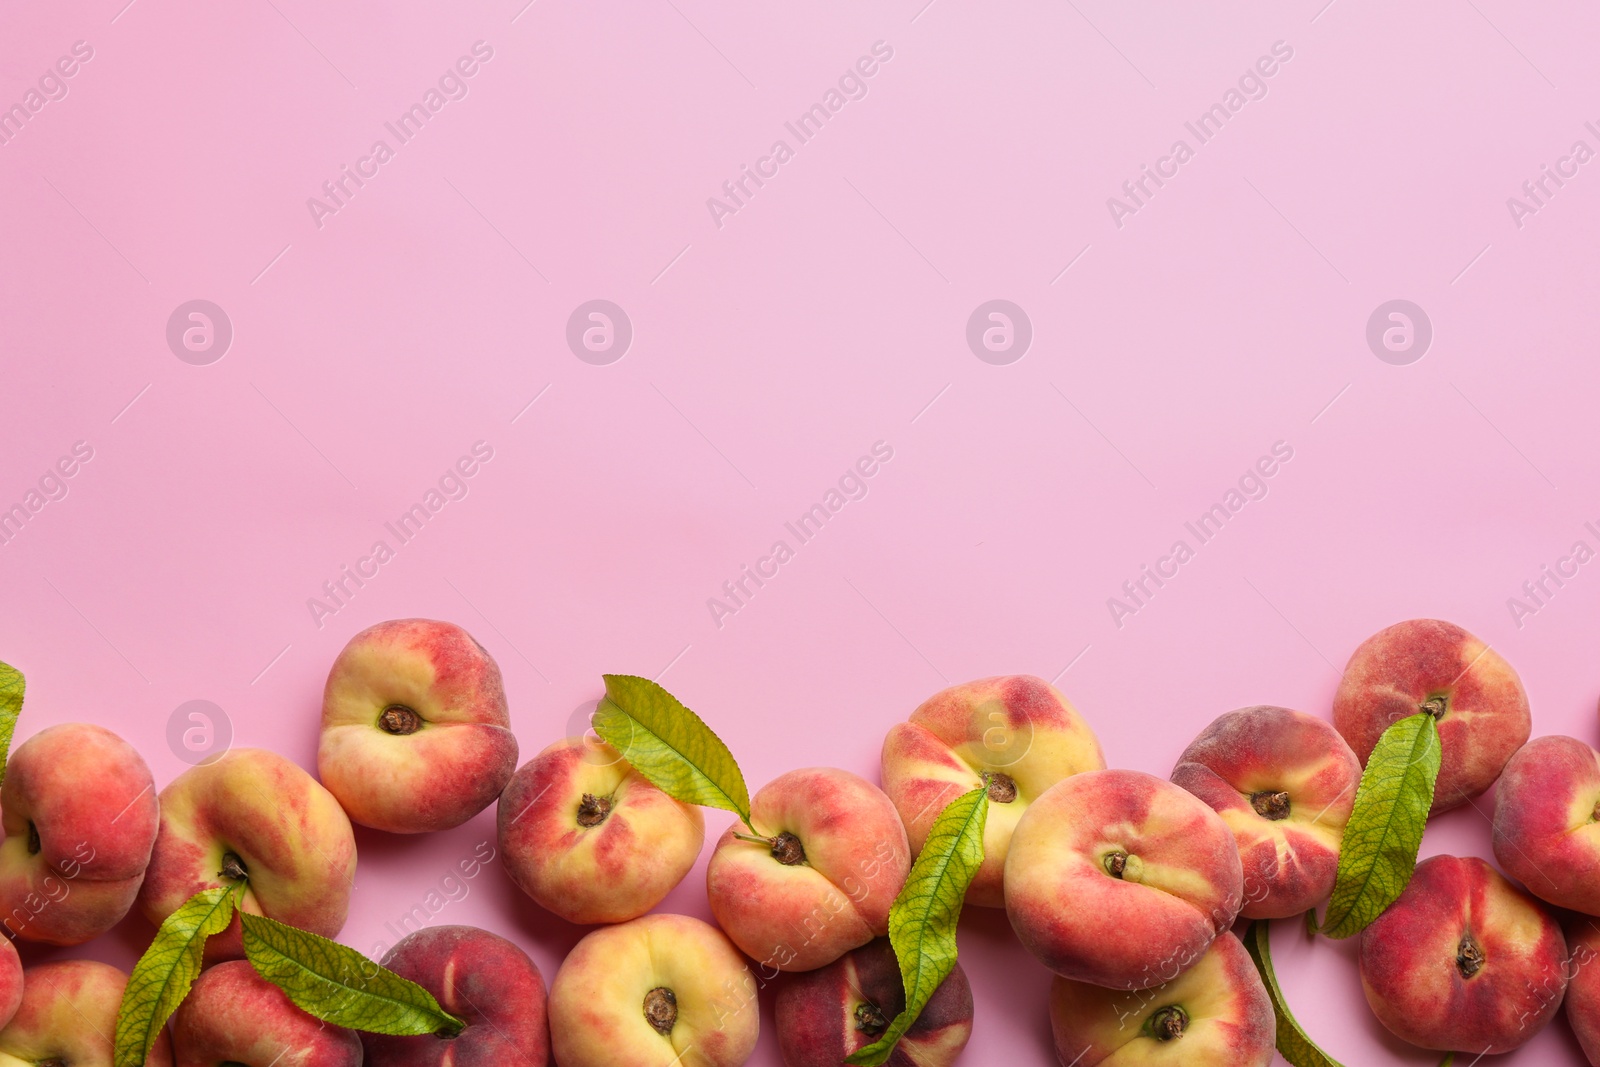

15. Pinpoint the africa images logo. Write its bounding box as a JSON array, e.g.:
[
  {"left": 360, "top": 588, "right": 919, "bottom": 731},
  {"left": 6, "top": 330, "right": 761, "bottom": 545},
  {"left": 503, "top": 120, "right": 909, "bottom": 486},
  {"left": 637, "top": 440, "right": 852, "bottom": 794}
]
[
  {"left": 1105, "top": 40, "right": 1295, "bottom": 229},
  {"left": 707, "top": 441, "right": 894, "bottom": 628},
  {"left": 306, "top": 41, "right": 495, "bottom": 230},
  {"left": 706, "top": 41, "right": 895, "bottom": 229}
]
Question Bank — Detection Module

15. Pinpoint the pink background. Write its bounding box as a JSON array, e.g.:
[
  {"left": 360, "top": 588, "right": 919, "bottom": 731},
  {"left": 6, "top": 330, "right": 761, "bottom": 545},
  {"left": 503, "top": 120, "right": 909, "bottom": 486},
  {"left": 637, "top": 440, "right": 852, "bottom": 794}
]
[{"left": 4, "top": 0, "right": 1600, "bottom": 1062}]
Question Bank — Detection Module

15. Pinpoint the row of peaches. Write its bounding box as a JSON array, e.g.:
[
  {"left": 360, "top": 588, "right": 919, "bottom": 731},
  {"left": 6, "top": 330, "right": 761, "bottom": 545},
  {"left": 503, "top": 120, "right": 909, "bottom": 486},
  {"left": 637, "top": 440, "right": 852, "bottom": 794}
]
[{"left": 0, "top": 616, "right": 1597, "bottom": 1065}]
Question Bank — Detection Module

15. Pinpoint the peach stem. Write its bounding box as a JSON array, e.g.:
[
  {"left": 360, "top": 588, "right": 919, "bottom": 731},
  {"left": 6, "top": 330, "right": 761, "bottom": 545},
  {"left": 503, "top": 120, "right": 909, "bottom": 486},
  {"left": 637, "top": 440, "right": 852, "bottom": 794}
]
[{"left": 643, "top": 986, "right": 678, "bottom": 1034}]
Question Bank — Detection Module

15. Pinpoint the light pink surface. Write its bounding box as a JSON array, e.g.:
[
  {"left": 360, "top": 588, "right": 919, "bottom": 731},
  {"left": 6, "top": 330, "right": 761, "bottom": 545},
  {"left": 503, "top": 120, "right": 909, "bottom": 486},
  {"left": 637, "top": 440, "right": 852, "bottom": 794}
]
[{"left": 3, "top": 1, "right": 1600, "bottom": 1063}]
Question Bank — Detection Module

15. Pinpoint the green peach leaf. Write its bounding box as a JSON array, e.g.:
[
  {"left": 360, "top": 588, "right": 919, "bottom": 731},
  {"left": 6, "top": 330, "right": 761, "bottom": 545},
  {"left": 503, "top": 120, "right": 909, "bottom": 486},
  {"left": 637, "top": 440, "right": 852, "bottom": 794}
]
[
  {"left": 240, "top": 912, "right": 464, "bottom": 1037},
  {"left": 0, "top": 660, "right": 23, "bottom": 792},
  {"left": 846, "top": 786, "right": 988, "bottom": 1067},
  {"left": 592, "top": 673, "right": 752, "bottom": 825},
  {"left": 1245, "top": 920, "right": 1344, "bottom": 1067},
  {"left": 1319, "top": 711, "right": 1441, "bottom": 939},
  {"left": 114, "top": 885, "right": 238, "bottom": 1067}
]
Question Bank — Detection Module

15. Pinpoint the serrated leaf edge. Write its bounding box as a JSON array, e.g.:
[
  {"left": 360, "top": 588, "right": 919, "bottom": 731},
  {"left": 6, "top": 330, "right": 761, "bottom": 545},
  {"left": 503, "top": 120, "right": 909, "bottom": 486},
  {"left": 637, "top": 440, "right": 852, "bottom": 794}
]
[
  {"left": 240, "top": 911, "right": 463, "bottom": 1036},
  {"left": 847, "top": 786, "right": 987, "bottom": 1067},
  {"left": 1320, "top": 712, "right": 1440, "bottom": 939},
  {"left": 0, "top": 660, "right": 25, "bottom": 794},
  {"left": 114, "top": 885, "right": 238, "bottom": 1066},
  {"left": 595, "top": 673, "right": 752, "bottom": 825}
]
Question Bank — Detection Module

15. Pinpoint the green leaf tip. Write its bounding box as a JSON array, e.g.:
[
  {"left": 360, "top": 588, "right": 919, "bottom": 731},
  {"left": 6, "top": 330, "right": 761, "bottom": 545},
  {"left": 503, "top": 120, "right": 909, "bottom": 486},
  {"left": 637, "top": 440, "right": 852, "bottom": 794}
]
[
  {"left": 1245, "top": 920, "right": 1344, "bottom": 1067},
  {"left": 846, "top": 786, "right": 988, "bottom": 1066},
  {"left": 0, "top": 660, "right": 24, "bottom": 794},
  {"left": 1320, "top": 711, "right": 1441, "bottom": 939},
  {"left": 114, "top": 885, "right": 239, "bottom": 1066},
  {"left": 592, "top": 673, "right": 752, "bottom": 825},
  {"left": 240, "top": 911, "right": 464, "bottom": 1037}
]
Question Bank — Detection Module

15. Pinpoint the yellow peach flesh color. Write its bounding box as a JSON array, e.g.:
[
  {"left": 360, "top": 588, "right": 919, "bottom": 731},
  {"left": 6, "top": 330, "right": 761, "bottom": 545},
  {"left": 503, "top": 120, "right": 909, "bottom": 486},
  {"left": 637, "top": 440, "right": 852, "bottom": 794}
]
[{"left": 551, "top": 915, "right": 757, "bottom": 1067}]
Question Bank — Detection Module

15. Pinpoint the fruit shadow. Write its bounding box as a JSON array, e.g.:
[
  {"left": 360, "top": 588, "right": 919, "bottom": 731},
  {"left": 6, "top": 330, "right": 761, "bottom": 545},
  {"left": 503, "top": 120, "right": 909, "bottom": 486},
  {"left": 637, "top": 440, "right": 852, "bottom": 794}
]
[
  {"left": 743, "top": 966, "right": 786, "bottom": 1064},
  {"left": 956, "top": 905, "right": 1056, "bottom": 1055},
  {"left": 345, "top": 816, "right": 586, "bottom": 979},
  {"left": 475, "top": 862, "right": 589, "bottom": 962},
  {"left": 1266, "top": 918, "right": 1461, "bottom": 1066},
  {"left": 12, "top": 907, "right": 155, "bottom": 972},
  {"left": 1547, "top": 1020, "right": 1590, "bottom": 1065}
]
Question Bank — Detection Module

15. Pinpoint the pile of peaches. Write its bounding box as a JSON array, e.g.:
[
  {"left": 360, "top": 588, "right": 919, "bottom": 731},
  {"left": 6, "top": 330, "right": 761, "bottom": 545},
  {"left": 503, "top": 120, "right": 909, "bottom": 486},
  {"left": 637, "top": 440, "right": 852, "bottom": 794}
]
[{"left": 3, "top": 615, "right": 1600, "bottom": 1065}]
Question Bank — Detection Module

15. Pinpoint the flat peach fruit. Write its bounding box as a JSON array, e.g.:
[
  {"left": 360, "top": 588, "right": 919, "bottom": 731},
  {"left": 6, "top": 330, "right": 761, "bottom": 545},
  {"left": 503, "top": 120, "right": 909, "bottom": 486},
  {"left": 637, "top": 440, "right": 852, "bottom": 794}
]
[
  {"left": 549, "top": 913, "right": 758, "bottom": 1067},
  {"left": 1333, "top": 619, "right": 1529, "bottom": 813},
  {"left": 498, "top": 737, "right": 704, "bottom": 924},
  {"left": 0, "top": 959, "right": 173, "bottom": 1066},
  {"left": 171, "top": 960, "right": 362, "bottom": 1066},
  {"left": 320, "top": 618, "right": 518, "bottom": 834},
  {"left": 775, "top": 937, "right": 972, "bottom": 1067},
  {"left": 0, "top": 723, "right": 159, "bottom": 944},
  {"left": 1359, "top": 854, "right": 1566, "bottom": 1054},
  {"left": 1565, "top": 919, "right": 1600, "bottom": 1064},
  {"left": 1171, "top": 706, "right": 1361, "bottom": 919},
  {"left": 706, "top": 767, "right": 910, "bottom": 973},
  {"left": 0, "top": 940, "right": 17, "bottom": 1033},
  {"left": 1049, "top": 931, "right": 1274, "bottom": 1066},
  {"left": 1004, "top": 769, "right": 1243, "bottom": 989},
  {"left": 363, "top": 924, "right": 550, "bottom": 1065},
  {"left": 138, "top": 747, "right": 357, "bottom": 960},
  {"left": 881, "top": 675, "right": 1106, "bottom": 907},
  {"left": 1492, "top": 735, "right": 1600, "bottom": 916}
]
